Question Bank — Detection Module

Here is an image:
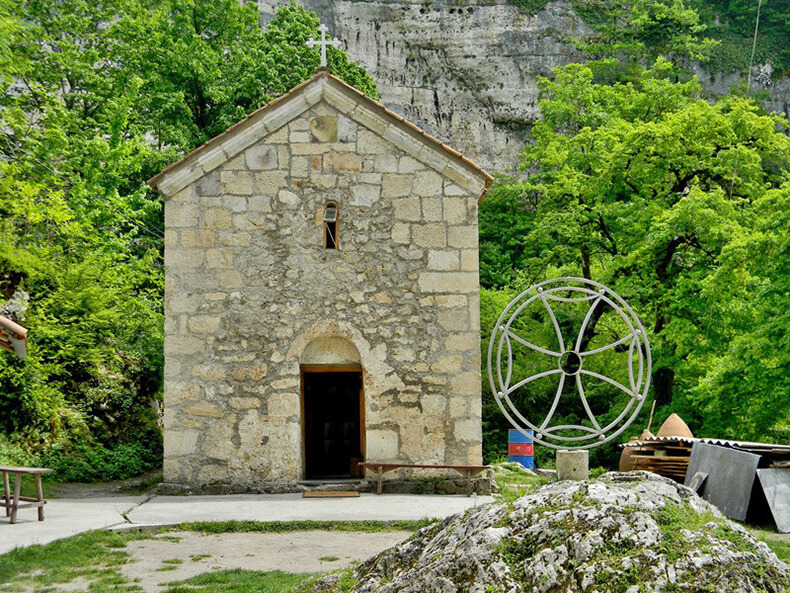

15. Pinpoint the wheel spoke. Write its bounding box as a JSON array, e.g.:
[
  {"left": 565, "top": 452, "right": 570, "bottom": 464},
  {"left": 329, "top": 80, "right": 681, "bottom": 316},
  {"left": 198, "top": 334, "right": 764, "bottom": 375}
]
[
  {"left": 539, "top": 293, "right": 565, "bottom": 352},
  {"left": 580, "top": 333, "right": 635, "bottom": 357},
  {"left": 542, "top": 424, "right": 599, "bottom": 436},
  {"left": 579, "top": 369, "right": 638, "bottom": 399},
  {"left": 505, "top": 329, "right": 561, "bottom": 358},
  {"left": 576, "top": 374, "right": 602, "bottom": 431},
  {"left": 506, "top": 368, "right": 563, "bottom": 395},
  {"left": 575, "top": 296, "right": 602, "bottom": 352},
  {"left": 539, "top": 373, "right": 565, "bottom": 431}
]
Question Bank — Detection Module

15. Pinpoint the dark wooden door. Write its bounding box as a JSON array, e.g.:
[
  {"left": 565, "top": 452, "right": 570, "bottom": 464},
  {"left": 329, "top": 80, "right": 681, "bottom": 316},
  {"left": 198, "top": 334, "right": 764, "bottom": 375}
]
[{"left": 303, "top": 371, "right": 362, "bottom": 480}]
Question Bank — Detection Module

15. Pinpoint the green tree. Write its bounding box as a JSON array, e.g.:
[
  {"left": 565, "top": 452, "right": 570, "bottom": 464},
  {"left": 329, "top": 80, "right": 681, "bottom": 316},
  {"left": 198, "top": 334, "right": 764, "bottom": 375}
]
[
  {"left": 483, "top": 59, "right": 790, "bottom": 444},
  {"left": 574, "top": 0, "right": 719, "bottom": 74},
  {"left": 0, "top": 0, "right": 376, "bottom": 478},
  {"left": 695, "top": 182, "right": 790, "bottom": 439},
  {"left": 478, "top": 181, "right": 539, "bottom": 288}
]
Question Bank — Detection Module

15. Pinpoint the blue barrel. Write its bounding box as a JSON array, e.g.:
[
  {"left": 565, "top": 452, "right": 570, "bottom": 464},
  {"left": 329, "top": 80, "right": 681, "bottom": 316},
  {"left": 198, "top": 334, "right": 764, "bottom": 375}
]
[{"left": 508, "top": 429, "right": 534, "bottom": 469}]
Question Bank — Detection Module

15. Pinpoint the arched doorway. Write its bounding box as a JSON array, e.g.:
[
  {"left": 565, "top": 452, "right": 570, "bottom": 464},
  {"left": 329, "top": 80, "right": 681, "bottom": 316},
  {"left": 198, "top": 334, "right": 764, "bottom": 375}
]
[{"left": 300, "top": 337, "right": 364, "bottom": 480}]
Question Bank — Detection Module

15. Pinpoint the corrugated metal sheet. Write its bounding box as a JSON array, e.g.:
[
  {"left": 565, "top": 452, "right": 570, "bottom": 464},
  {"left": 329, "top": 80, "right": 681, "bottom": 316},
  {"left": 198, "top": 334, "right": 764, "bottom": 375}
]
[{"left": 623, "top": 436, "right": 790, "bottom": 452}]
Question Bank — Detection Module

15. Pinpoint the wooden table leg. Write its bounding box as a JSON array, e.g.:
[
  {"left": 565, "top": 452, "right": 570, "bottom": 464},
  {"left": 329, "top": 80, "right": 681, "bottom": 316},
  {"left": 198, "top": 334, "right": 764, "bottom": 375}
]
[
  {"left": 2, "top": 471, "right": 9, "bottom": 517},
  {"left": 377, "top": 466, "right": 383, "bottom": 495},
  {"left": 10, "top": 473, "right": 21, "bottom": 524},
  {"left": 466, "top": 469, "right": 472, "bottom": 497},
  {"left": 35, "top": 474, "right": 45, "bottom": 521}
]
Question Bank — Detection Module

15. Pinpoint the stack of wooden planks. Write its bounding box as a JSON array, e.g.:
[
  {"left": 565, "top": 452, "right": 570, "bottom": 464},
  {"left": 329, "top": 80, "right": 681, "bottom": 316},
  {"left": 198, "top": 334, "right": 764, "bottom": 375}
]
[
  {"left": 623, "top": 436, "right": 790, "bottom": 482},
  {"left": 628, "top": 439, "right": 694, "bottom": 481}
]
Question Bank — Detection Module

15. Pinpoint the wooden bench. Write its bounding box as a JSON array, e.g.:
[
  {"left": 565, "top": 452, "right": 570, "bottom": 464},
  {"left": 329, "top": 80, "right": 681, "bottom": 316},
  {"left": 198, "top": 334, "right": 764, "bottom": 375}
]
[
  {"left": 359, "top": 462, "right": 491, "bottom": 496},
  {"left": 1, "top": 466, "right": 53, "bottom": 524}
]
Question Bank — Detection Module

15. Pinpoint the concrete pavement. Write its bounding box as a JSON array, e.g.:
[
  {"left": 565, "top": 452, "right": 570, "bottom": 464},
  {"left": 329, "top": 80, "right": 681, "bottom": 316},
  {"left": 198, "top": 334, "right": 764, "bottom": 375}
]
[
  {"left": 0, "top": 496, "right": 145, "bottom": 555},
  {"left": 0, "top": 492, "right": 493, "bottom": 555}
]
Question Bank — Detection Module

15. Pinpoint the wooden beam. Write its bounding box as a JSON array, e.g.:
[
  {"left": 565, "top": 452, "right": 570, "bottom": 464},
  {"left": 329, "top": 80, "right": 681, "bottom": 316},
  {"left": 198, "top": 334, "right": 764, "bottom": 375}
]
[{"left": 0, "top": 316, "right": 27, "bottom": 339}]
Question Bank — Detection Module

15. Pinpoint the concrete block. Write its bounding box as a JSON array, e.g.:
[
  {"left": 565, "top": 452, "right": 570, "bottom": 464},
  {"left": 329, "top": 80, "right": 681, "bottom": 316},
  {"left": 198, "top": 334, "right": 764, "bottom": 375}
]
[
  {"left": 412, "top": 224, "right": 446, "bottom": 248},
  {"left": 165, "top": 430, "right": 199, "bottom": 457},
  {"left": 556, "top": 450, "right": 589, "bottom": 481},
  {"left": 201, "top": 208, "right": 233, "bottom": 230},
  {"left": 246, "top": 145, "right": 278, "bottom": 170},
  {"left": 255, "top": 171, "right": 289, "bottom": 195},
  {"left": 393, "top": 197, "right": 421, "bottom": 221},
  {"left": 382, "top": 175, "right": 412, "bottom": 199},
  {"left": 391, "top": 223, "right": 410, "bottom": 244},
  {"left": 166, "top": 203, "right": 199, "bottom": 228},
  {"left": 368, "top": 429, "right": 399, "bottom": 460},
  {"left": 351, "top": 184, "right": 381, "bottom": 207},
  {"left": 414, "top": 171, "right": 443, "bottom": 197},
  {"left": 428, "top": 250, "right": 459, "bottom": 271},
  {"left": 418, "top": 272, "right": 477, "bottom": 293},
  {"left": 422, "top": 197, "right": 443, "bottom": 221},
  {"left": 220, "top": 171, "right": 253, "bottom": 195}
]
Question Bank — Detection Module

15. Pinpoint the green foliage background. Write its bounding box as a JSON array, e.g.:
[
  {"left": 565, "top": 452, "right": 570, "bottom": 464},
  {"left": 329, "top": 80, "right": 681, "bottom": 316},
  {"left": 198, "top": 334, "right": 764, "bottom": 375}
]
[
  {"left": 0, "top": 0, "right": 375, "bottom": 480},
  {"left": 480, "top": 1, "right": 790, "bottom": 466},
  {"left": 1, "top": 0, "right": 788, "bottom": 478}
]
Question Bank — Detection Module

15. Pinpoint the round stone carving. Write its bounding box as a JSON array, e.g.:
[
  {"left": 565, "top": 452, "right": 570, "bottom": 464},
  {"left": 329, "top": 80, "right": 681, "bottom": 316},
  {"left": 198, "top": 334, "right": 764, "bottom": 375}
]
[{"left": 487, "top": 277, "right": 652, "bottom": 450}]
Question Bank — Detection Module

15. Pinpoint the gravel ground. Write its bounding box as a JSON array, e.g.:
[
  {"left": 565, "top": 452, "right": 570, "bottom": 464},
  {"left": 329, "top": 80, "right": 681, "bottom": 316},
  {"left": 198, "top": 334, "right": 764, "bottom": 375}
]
[{"left": 120, "top": 530, "right": 412, "bottom": 592}]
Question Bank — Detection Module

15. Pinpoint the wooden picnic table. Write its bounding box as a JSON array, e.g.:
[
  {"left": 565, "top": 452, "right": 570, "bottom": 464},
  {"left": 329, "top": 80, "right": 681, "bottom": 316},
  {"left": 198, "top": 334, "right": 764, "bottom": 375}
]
[
  {"left": 1, "top": 465, "right": 53, "bottom": 524},
  {"left": 359, "top": 462, "right": 491, "bottom": 496}
]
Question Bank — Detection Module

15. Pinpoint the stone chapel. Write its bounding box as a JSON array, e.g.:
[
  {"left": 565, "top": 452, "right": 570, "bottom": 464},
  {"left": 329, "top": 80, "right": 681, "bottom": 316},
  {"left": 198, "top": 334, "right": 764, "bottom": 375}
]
[{"left": 148, "top": 68, "right": 492, "bottom": 492}]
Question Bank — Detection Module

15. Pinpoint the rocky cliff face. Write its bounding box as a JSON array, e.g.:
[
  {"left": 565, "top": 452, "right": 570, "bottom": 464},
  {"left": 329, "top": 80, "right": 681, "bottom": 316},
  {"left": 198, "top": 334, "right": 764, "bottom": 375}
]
[
  {"left": 255, "top": 0, "right": 789, "bottom": 174},
  {"left": 307, "top": 472, "right": 790, "bottom": 592},
  {"left": 257, "top": 0, "right": 588, "bottom": 172}
]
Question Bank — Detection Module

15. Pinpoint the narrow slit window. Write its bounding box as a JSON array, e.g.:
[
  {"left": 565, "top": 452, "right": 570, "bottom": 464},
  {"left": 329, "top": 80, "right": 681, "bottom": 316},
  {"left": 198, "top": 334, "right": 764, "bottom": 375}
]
[{"left": 324, "top": 202, "right": 338, "bottom": 249}]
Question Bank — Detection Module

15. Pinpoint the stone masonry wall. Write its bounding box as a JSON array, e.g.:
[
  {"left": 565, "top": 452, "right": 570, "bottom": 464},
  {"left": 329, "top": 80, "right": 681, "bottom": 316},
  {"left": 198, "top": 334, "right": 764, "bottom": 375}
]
[{"left": 162, "top": 86, "right": 486, "bottom": 492}]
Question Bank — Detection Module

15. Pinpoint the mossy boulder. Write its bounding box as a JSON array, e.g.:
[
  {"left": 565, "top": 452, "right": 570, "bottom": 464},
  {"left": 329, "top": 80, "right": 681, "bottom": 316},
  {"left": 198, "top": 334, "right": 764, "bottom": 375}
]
[{"left": 307, "top": 472, "right": 789, "bottom": 592}]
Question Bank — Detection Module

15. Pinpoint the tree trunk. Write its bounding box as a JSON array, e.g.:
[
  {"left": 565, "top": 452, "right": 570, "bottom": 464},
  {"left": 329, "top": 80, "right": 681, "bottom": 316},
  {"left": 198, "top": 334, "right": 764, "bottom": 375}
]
[{"left": 653, "top": 366, "right": 675, "bottom": 407}]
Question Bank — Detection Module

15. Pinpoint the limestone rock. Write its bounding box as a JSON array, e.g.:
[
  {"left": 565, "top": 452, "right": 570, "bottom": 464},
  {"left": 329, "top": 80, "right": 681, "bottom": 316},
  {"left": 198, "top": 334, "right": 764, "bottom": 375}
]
[{"left": 307, "top": 472, "right": 789, "bottom": 592}]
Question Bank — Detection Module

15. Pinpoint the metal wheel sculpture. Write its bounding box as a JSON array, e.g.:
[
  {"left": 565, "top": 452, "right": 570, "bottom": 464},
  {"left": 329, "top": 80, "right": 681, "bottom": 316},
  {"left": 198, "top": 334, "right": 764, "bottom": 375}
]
[{"left": 487, "top": 277, "right": 651, "bottom": 450}]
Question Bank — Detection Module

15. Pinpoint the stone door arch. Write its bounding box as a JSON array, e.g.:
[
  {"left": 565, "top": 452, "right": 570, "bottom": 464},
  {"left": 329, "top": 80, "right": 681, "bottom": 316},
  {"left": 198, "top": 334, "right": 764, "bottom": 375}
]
[{"left": 300, "top": 336, "right": 364, "bottom": 480}]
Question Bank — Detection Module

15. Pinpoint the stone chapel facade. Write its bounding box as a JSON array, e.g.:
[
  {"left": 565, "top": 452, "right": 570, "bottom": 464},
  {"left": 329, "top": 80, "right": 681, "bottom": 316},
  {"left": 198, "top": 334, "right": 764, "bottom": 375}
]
[{"left": 149, "top": 69, "right": 492, "bottom": 492}]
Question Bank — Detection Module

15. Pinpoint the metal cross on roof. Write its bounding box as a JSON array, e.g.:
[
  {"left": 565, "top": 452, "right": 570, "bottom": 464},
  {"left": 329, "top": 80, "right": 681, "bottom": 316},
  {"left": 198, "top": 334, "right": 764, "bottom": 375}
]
[{"left": 306, "top": 24, "right": 342, "bottom": 68}]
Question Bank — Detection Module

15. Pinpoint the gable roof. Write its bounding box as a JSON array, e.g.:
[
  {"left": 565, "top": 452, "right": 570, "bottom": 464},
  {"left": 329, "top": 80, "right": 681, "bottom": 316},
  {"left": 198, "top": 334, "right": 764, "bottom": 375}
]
[{"left": 147, "top": 69, "right": 493, "bottom": 200}]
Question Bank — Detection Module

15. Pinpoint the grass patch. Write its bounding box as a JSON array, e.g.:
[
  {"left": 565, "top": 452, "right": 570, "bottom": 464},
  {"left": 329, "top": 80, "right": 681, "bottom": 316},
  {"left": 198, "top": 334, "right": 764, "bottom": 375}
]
[
  {"left": 0, "top": 529, "right": 154, "bottom": 592},
  {"left": 492, "top": 463, "right": 551, "bottom": 505},
  {"left": 160, "top": 569, "right": 311, "bottom": 593},
  {"left": 497, "top": 473, "right": 546, "bottom": 486},
  {"left": 655, "top": 503, "right": 723, "bottom": 561},
  {"left": 319, "top": 556, "right": 339, "bottom": 562},
  {"left": 177, "top": 519, "right": 436, "bottom": 534},
  {"left": 655, "top": 503, "right": 765, "bottom": 562},
  {"left": 495, "top": 486, "right": 530, "bottom": 506},
  {"left": 157, "top": 557, "right": 184, "bottom": 571},
  {"left": 0, "top": 520, "right": 432, "bottom": 592},
  {"left": 752, "top": 528, "right": 790, "bottom": 564},
  {"left": 295, "top": 568, "right": 357, "bottom": 593},
  {"left": 767, "top": 539, "right": 790, "bottom": 564}
]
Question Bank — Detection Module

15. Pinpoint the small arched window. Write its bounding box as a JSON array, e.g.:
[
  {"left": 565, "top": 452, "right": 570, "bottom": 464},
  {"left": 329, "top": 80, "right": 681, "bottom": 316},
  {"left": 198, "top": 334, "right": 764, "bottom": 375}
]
[{"left": 323, "top": 202, "right": 338, "bottom": 250}]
